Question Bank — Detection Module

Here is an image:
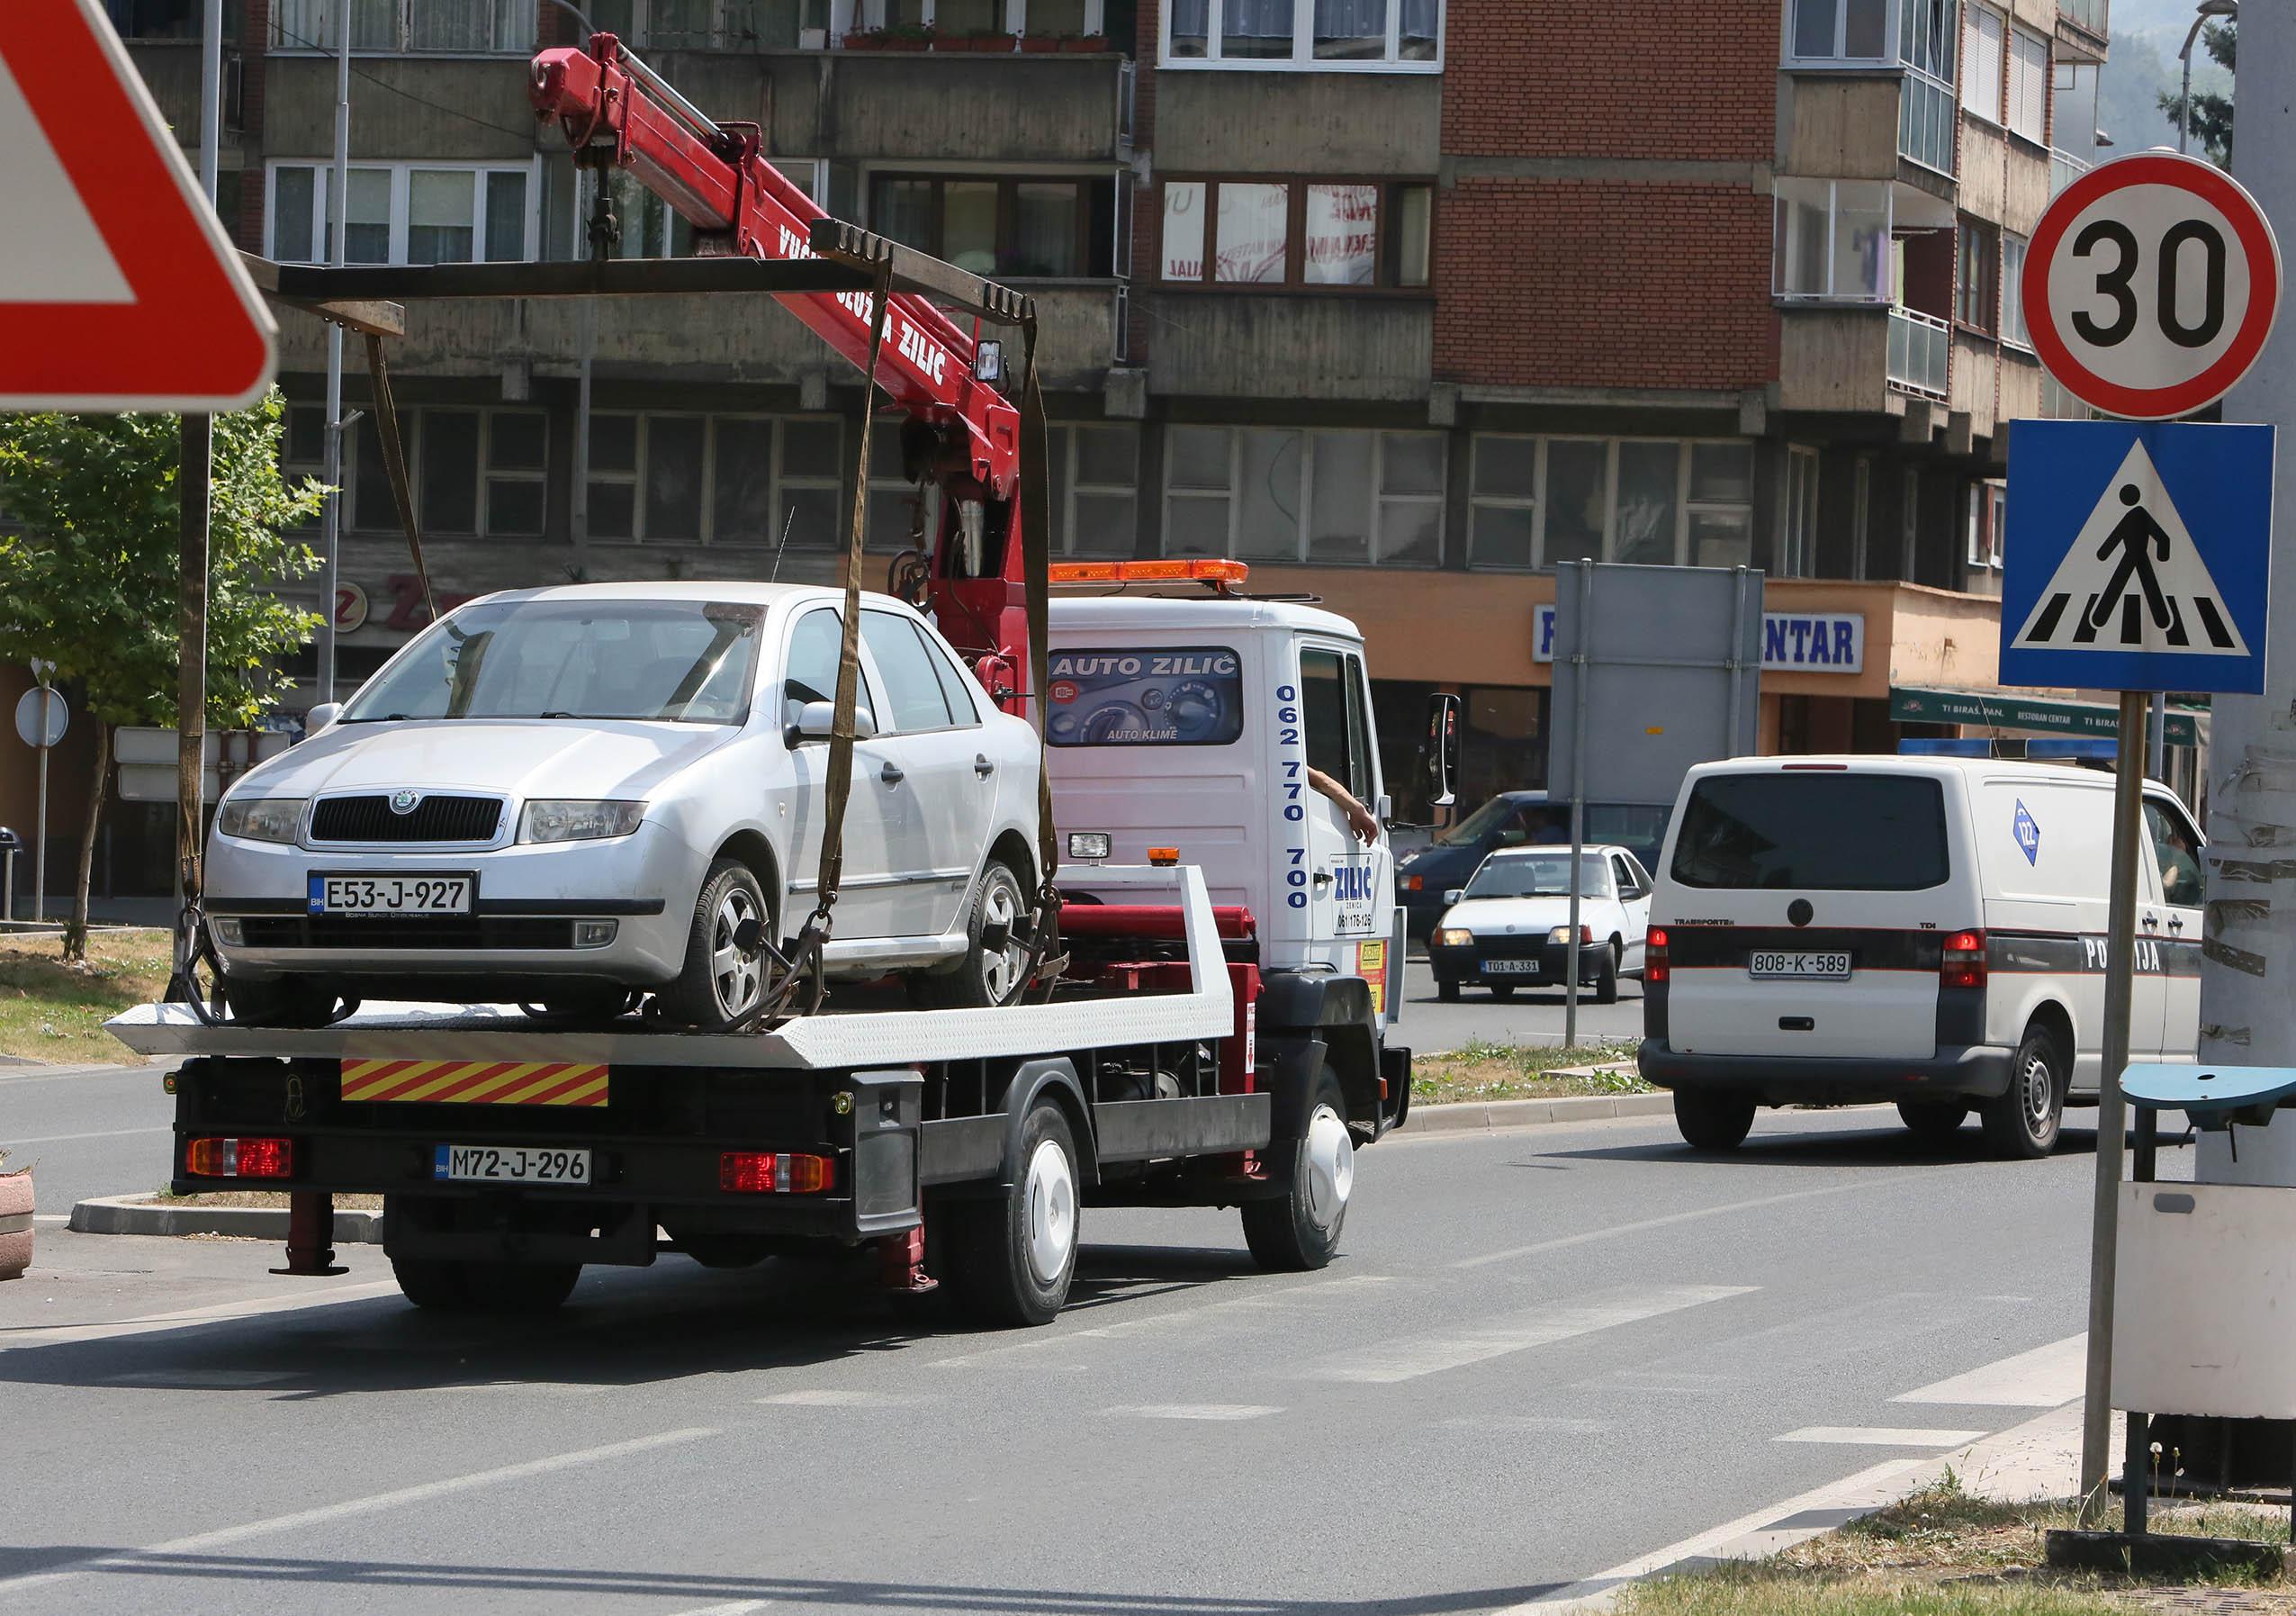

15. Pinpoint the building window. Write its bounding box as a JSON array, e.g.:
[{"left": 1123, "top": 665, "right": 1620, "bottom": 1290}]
[
  {"left": 850, "top": 0, "right": 1104, "bottom": 39},
  {"left": 1960, "top": 4, "right": 2004, "bottom": 122},
  {"left": 1782, "top": 446, "right": 1820, "bottom": 579},
  {"left": 1850, "top": 456, "right": 1873, "bottom": 581},
  {"left": 1900, "top": 468, "right": 1921, "bottom": 581},
  {"left": 1772, "top": 178, "right": 1891, "bottom": 302},
  {"left": 347, "top": 408, "right": 547, "bottom": 539},
  {"left": 587, "top": 413, "right": 842, "bottom": 546},
  {"left": 584, "top": 0, "right": 831, "bottom": 49},
  {"left": 869, "top": 174, "right": 1116, "bottom": 279},
  {"left": 1789, "top": 0, "right": 1888, "bottom": 62},
  {"left": 1165, "top": 0, "right": 1442, "bottom": 70},
  {"left": 1956, "top": 217, "right": 1998, "bottom": 333},
  {"left": 1467, "top": 437, "right": 1755, "bottom": 571},
  {"left": 1158, "top": 177, "right": 1433, "bottom": 289},
  {"left": 1967, "top": 480, "right": 2006, "bottom": 571},
  {"left": 107, "top": 0, "right": 236, "bottom": 38},
  {"left": 2001, "top": 231, "right": 2030, "bottom": 348},
  {"left": 271, "top": 0, "right": 535, "bottom": 51},
  {"left": 2007, "top": 25, "right": 2048, "bottom": 145},
  {"left": 1051, "top": 423, "right": 1141, "bottom": 555},
  {"left": 267, "top": 161, "right": 537, "bottom": 265},
  {"left": 1163, "top": 426, "right": 1444, "bottom": 565}
]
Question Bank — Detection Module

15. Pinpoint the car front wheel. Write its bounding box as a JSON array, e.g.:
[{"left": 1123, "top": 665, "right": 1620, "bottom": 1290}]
[{"left": 661, "top": 859, "right": 773, "bottom": 1030}]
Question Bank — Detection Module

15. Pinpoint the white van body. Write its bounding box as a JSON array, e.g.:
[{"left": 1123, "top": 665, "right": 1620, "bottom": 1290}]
[{"left": 1640, "top": 755, "right": 2204, "bottom": 1154}]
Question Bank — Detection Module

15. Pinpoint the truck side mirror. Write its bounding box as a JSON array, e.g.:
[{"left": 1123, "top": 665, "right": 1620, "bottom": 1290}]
[{"left": 1425, "top": 692, "right": 1461, "bottom": 809}]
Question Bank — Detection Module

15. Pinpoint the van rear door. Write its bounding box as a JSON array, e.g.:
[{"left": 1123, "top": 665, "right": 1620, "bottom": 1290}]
[{"left": 1659, "top": 769, "right": 1957, "bottom": 1059}]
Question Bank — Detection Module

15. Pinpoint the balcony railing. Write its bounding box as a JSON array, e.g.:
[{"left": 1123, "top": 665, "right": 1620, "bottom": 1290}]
[
  {"left": 1898, "top": 67, "right": 1958, "bottom": 176},
  {"left": 2050, "top": 147, "right": 2090, "bottom": 196},
  {"left": 1888, "top": 305, "right": 1950, "bottom": 400}
]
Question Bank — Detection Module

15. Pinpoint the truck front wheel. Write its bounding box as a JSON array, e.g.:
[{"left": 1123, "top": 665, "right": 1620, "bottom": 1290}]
[
  {"left": 1243, "top": 1073, "right": 1353, "bottom": 1271},
  {"left": 947, "top": 1098, "right": 1079, "bottom": 1326}
]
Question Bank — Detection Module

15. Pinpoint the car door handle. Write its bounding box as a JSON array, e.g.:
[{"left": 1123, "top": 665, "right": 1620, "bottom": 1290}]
[
  {"left": 974, "top": 754, "right": 995, "bottom": 778},
  {"left": 879, "top": 762, "right": 905, "bottom": 785}
]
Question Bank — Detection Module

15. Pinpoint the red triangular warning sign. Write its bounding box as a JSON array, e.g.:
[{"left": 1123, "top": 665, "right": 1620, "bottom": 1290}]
[{"left": 0, "top": 0, "right": 274, "bottom": 411}]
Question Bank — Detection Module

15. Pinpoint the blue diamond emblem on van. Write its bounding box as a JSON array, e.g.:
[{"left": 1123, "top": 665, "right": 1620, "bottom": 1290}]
[
  {"left": 2013, "top": 799, "right": 2040, "bottom": 866},
  {"left": 390, "top": 790, "right": 420, "bottom": 815}
]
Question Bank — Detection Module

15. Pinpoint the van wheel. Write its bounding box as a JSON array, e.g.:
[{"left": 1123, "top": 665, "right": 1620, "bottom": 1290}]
[
  {"left": 1436, "top": 978, "right": 1461, "bottom": 1004},
  {"left": 1595, "top": 941, "right": 1622, "bottom": 1005},
  {"left": 1981, "top": 1025, "right": 2066, "bottom": 1160},
  {"left": 1242, "top": 1073, "right": 1353, "bottom": 1272},
  {"left": 914, "top": 859, "right": 1031, "bottom": 1009},
  {"left": 1898, "top": 1100, "right": 1968, "bottom": 1144},
  {"left": 1675, "top": 1090, "right": 1756, "bottom": 1151}
]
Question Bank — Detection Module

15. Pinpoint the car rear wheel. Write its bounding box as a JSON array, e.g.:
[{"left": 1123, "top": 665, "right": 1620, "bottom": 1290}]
[
  {"left": 1674, "top": 1090, "right": 1756, "bottom": 1151},
  {"left": 1981, "top": 1025, "right": 2065, "bottom": 1160},
  {"left": 914, "top": 859, "right": 1032, "bottom": 1009},
  {"left": 661, "top": 859, "right": 773, "bottom": 1030}
]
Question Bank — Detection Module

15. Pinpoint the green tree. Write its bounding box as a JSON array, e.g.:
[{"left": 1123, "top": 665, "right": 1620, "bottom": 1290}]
[
  {"left": 2159, "top": 19, "right": 2235, "bottom": 168},
  {"left": 0, "top": 394, "right": 324, "bottom": 957}
]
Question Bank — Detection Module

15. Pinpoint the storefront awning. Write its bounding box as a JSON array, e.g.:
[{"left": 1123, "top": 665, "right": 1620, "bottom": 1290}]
[{"left": 1889, "top": 686, "right": 2204, "bottom": 747}]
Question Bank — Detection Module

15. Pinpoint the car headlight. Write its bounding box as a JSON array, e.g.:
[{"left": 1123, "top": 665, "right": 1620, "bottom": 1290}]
[
  {"left": 1549, "top": 925, "right": 1594, "bottom": 945},
  {"left": 518, "top": 799, "right": 646, "bottom": 844},
  {"left": 1434, "top": 927, "right": 1475, "bottom": 948},
  {"left": 216, "top": 798, "right": 304, "bottom": 844}
]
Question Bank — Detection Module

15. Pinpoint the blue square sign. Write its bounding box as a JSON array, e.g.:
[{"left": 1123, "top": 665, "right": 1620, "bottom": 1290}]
[
  {"left": 2013, "top": 799, "right": 2040, "bottom": 866},
  {"left": 2001, "top": 420, "right": 2276, "bottom": 695}
]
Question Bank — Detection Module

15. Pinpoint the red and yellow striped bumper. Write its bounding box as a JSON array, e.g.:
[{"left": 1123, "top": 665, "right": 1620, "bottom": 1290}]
[{"left": 339, "top": 1059, "right": 609, "bottom": 1107}]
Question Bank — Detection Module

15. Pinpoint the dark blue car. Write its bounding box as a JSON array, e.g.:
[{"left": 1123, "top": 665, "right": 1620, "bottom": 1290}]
[{"left": 1397, "top": 790, "right": 1672, "bottom": 938}]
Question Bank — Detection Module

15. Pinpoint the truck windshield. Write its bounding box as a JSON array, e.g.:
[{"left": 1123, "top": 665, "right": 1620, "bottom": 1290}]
[
  {"left": 345, "top": 599, "right": 764, "bottom": 725},
  {"left": 1670, "top": 773, "right": 1949, "bottom": 890},
  {"left": 1044, "top": 645, "right": 1244, "bottom": 746},
  {"left": 1465, "top": 853, "right": 1610, "bottom": 899}
]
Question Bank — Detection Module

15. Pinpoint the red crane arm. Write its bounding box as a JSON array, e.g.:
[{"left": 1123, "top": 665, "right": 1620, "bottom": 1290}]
[{"left": 529, "top": 36, "right": 1022, "bottom": 501}]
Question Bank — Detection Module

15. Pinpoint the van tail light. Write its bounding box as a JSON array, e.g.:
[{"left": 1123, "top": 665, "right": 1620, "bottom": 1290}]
[
  {"left": 185, "top": 1136, "right": 293, "bottom": 1178},
  {"left": 720, "top": 1151, "right": 835, "bottom": 1195},
  {"left": 1646, "top": 927, "right": 1669, "bottom": 985},
  {"left": 1941, "top": 930, "right": 1986, "bottom": 990}
]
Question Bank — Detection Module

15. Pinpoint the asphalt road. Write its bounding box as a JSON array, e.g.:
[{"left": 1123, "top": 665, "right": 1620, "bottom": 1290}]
[
  {"left": 0, "top": 1097, "right": 2133, "bottom": 1616},
  {"left": 1, "top": 1061, "right": 173, "bottom": 1210},
  {"left": 1396, "top": 958, "right": 1646, "bottom": 1052}
]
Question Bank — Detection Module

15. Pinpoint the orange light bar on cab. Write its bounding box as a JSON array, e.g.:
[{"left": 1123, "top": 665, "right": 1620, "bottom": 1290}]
[{"left": 1048, "top": 559, "right": 1249, "bottom": 587}]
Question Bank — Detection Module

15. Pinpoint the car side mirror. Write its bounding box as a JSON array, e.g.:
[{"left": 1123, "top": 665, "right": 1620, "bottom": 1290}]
[
  {"left": 789, "top": 700, "right": 877, "bottom": 742},
  {"left": 1443, "top": 888, "right": 1463, "bottom": 906},
  {"left": 304, "top": 702, "right": 341, "bottom": 733}
]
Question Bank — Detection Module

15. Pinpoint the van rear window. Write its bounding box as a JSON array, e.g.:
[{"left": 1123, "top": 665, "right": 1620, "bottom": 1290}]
[{"left": 1670, "top": 774, "right": 1949, "bottom": 891}]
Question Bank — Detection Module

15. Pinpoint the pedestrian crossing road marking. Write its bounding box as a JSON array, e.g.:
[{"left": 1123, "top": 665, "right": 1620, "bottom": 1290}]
[{"left": 2012, "top": 438, "right": 2246, "bottom": 658}]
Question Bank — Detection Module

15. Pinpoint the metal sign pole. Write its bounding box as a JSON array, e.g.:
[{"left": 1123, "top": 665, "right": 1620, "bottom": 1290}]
[
  {"left": 32, "top": 685, "right": 50, "bottom": 923},
  {"left": 1563, "top": 562, "right": 1591, "bottom": 1050},
  {"left": 2077, "top": 688, "right": 2150, "bottom": 1518}
]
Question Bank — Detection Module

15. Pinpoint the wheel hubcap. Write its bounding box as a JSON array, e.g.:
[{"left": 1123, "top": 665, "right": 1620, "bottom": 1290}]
[
  {"left": 980, "top": 879, "right": 1030, "bottom": 1004},
  {"left": 2021, "top": 1051, "right": 2055, "bottom": 1132},
  {"left": 710, "top": 888, "right": 765, "bottom": 1018},
  {"left": 1022, "top": 1136, "right": 1076, "bottom": 1286},
  {"left": 1302, "top": 1103, "right": 1355, "bottom": 1232}
]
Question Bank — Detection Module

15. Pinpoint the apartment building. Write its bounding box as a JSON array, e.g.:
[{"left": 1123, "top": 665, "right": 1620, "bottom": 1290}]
[{"left": 82, "top": 0, "right": 2113, "bottom": 875}]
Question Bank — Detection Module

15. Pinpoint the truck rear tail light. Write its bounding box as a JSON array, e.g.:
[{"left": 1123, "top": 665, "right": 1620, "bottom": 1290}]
[
  {"left": 1646, "top": 927, "right": 1669, "bottom": 984},
  {"left": 185, "top": 1136, "right": 293, "bottom": 1178},
  {"left": 1941, "top": 930, "right": 1986, "bottom": 990},
  {"left": 719, "top": 1151, "right": 834, "bottom": 1195}
]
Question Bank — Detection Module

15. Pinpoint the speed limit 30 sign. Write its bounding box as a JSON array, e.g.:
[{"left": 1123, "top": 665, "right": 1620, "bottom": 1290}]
[{"left": 2024, "top": 150, "right": 2282, "bottom": 420}]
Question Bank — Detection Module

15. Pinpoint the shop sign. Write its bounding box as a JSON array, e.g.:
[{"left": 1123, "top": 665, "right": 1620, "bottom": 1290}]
[{"left": 1535, "top": 605, "right": 1864, "bottom": 674}]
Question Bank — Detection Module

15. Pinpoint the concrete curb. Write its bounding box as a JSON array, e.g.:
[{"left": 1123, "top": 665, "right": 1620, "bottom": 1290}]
[
  {"left": 68, "top": 1195, "right": 384, "bottom": 1244},
  {"left": 1401, "top": 1092, "right": 1672, "bottom": 1134}
]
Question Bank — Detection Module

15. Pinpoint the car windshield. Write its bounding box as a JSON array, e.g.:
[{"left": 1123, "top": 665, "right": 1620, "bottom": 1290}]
[
  {"left": 1436, "top": 796, "right": 1535, "bottom": 847},
  {"left": 1465, "top": 853, "right": 1611, "bottom": 899},
  {"left": 345, "top": 599, "right": 765, "bottom": 725}
]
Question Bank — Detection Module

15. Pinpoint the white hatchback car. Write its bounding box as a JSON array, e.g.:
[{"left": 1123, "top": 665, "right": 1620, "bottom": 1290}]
[
  {"left": 1425, "top": 844, "right": 1654, "bottom": 1004},
  {"left": 205, "top": 582, "right": 1044, "bottom": 1027}
]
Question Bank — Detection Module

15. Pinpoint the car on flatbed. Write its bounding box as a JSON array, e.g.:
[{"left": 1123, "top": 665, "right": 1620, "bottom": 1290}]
[{"left": 204, "top": 582, "right": 1043, "bottom": 1030}]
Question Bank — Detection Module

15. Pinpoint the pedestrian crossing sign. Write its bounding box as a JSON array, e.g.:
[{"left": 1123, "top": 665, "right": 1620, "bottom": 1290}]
[{"left": 2001, "top": 420, "right": 2275, "bottom": 695}]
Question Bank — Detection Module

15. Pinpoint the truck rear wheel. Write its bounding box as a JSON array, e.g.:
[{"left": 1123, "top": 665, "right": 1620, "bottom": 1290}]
[
  {"left": 1674, "top": 1090, "right": 1756, "bottom": 1151},
  {"left": 947, "top": 1099, "right": 1079, "bottom": 1326},
  {"left": 1243, "top": 1073, "right": 1353, "bottom": 1271},
  {"left": 389, "top": 1254, "right": 581, "bottom": 1313}
]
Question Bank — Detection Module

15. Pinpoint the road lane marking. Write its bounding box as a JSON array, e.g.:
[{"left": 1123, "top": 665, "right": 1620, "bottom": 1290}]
[
  {"left": 5, "top": 1125, "right": 167, "bottom": 1146},
  {"left": 0, "top": 1427, "right": 718, "bottom": 1599},
  {"left": 1300, "top": 1283, "right": 1756, "bottom": 1385},
  {"left": 1439, "top": 1414, "right": 1611, "bottom": 1434},
  {"left": 664, "top": 1603, "right": 773, "bottom": 1616},
  {"left": 1777, "top": 1426, "right": 1989, "bottom": 1448},
  {"left": 1454, "top": 1174, "right": 1931, "bottom": 1269},
  {"left": 757, "top": 1390, "right": 934, "bottom": 1408},
  {"left": 929, "top": 1272, "right": 1397, "bottom": 1368},
  {"left": 1890, "top": 1332, "right": 2086, "bottom": 1407},
  {"left": 1103, "top": 1404, "right": 1281, "bottom": 1421},
  {"left": 0, "top": 1281, "right": 402, "bottom": 1350}
]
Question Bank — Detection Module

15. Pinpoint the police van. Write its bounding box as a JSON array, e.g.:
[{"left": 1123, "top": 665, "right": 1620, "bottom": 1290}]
[{"left": 1639, "top": 755, "right": 2204, "bottom": 1159}]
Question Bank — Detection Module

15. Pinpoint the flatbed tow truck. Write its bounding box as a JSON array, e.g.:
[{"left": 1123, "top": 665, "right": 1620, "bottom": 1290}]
[{"left": 105, "top": 28, "right": 1423, "bottom": 1327}]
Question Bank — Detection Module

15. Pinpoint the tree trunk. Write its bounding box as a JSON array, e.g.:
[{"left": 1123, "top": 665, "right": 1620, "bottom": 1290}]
[{"left": 66, "top": 723, "right": 109, "bottom": 963}]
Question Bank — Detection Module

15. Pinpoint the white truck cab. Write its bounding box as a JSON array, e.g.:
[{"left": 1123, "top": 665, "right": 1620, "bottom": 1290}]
[{"left": 1042, "top": 594, "right": 1402, "bottom": 1021}]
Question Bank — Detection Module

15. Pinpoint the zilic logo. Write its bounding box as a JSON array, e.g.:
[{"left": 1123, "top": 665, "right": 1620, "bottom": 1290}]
[
  {"left": 1331, "top": 863, "right": 1377, "bottom": 903},
  {"left": 389, "top": 790, "right": 421, "bottom": 816},
  {"left": 2012, "top": 799, "right": 2040, "bottom": 866}
]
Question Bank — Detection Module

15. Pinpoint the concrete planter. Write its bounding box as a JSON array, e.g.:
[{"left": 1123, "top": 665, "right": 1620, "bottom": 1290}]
[{"left": 0, "top": 1170, "right": 32, "bottom": 1280}]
